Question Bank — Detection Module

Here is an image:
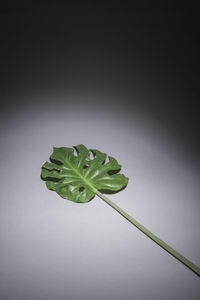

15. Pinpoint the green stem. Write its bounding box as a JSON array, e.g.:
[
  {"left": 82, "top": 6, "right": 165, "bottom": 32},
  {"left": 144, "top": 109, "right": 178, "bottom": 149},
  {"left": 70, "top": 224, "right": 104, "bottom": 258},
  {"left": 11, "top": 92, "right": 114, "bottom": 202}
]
[{"left": 96, "top": 190, "right": 200, "bottom": 277}]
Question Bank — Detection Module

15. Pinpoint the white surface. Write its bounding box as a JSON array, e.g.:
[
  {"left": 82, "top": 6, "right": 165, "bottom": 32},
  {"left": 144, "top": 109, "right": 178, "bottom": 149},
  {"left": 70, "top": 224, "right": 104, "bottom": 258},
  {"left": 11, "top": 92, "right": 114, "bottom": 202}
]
[{"left": 0, "top": 94, "right": 200, "bottom": 300}]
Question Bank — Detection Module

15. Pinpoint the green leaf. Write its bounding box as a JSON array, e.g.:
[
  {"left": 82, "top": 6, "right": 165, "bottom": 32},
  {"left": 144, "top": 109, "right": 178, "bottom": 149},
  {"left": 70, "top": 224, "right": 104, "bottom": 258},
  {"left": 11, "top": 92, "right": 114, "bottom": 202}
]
[
  {"left": 40, "top": 144, "right": 200, "bottom": 276},
  {"left": 41, "top": 144, "right": 129, "bottom": 203}
]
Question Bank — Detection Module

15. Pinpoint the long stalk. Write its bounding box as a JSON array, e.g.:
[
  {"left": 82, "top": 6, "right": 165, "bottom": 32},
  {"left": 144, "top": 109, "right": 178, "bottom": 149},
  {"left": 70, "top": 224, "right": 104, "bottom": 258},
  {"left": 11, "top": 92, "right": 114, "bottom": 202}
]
[{"left": 96, "top": 190, "right": 200, "bottom": 276}]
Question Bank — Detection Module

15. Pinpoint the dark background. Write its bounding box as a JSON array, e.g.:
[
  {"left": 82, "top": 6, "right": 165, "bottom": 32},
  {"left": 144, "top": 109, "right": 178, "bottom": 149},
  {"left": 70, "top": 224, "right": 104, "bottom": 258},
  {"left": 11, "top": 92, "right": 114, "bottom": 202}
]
[
  {"left": 1, "top": 1, "right": 199, "bottom": 162},
  {"left": 0, "top": 2, "right": 200, "bottom": 300}
]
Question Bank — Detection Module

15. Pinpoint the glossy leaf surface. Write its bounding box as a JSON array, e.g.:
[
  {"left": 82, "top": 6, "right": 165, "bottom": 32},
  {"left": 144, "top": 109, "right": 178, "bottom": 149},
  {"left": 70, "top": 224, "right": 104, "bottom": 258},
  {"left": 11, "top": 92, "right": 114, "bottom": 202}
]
[{"left": 41, "top": 144, "right": 129, "bottom": 203}]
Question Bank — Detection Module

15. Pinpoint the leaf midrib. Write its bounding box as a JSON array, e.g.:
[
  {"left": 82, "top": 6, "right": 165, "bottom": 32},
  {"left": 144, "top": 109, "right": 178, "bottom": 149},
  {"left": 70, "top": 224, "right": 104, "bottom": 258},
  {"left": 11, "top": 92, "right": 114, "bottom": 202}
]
[{"left": 63, "top": 156, "right": 97, "bottom": 193}]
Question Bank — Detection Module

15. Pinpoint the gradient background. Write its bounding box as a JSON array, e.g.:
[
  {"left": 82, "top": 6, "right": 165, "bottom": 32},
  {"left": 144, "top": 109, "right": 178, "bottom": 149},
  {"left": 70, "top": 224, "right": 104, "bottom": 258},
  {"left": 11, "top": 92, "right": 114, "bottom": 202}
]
[{"left": 0, "top": 1, "right": 200, "bottom": 299}]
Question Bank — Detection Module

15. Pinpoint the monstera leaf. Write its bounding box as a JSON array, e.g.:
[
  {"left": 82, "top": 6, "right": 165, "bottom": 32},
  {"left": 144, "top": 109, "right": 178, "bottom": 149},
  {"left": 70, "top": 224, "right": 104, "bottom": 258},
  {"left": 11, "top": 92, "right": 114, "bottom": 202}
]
[
  {"left": 41, "top": 144, "right": 200, "bottom": 276},
  {"left": 41, "top": 144, "right": 128, "bottom": 203}
]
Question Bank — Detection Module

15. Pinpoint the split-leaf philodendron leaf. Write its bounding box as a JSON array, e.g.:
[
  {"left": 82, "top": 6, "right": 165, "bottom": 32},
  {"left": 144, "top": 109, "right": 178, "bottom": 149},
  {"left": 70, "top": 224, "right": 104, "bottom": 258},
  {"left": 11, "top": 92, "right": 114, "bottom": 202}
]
[
  {"left": 41, "top": 144, "right": 200, "bottom": 277},
  {"left": 41, "top": 144, "right": 128, "bottom": 203}
]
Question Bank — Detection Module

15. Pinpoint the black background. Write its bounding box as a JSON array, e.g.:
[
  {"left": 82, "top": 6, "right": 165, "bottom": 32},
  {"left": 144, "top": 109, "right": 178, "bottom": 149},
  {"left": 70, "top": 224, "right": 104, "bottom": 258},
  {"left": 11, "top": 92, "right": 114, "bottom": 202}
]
[
  {"left": 1, "top": 1, "right": 199, "bottom": 162},
  {"left": 0, "top": 2, "right": 200, "bottom": 299}
]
